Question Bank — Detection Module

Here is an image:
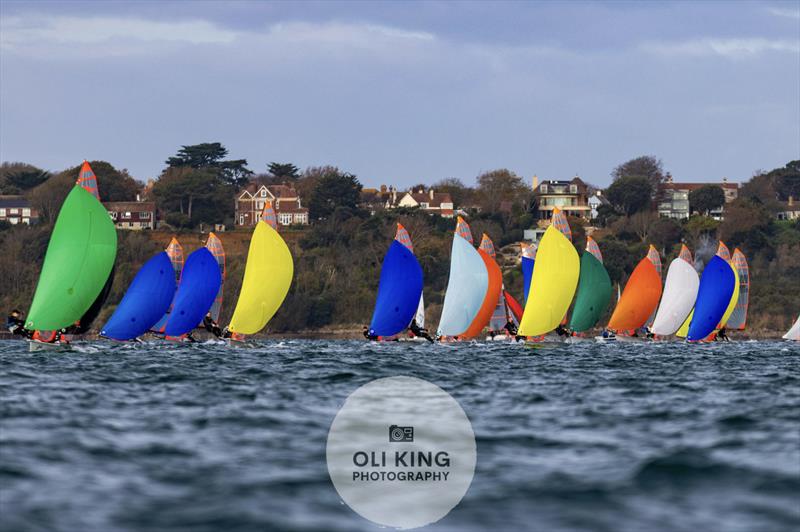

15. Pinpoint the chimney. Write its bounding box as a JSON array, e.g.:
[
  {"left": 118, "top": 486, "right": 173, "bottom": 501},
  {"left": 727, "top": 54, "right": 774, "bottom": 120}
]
[
  {"left": 429, "top": 188, "right": 434, "bottom": 200},
  {"left": 532, "top": 174, "right": 539, "bottom": 190},
  {"left": 666, "top": 172, "right": 673, "bottom": 184},
  {"left": 722, "top": 176, "right": 728, "bottom": 184},
  {"left": 790, "top": 196, "right": 794, "bottom": 206},
  {"left": 596, "top": 190, "right": 602, "bottom": 196},
  {"left": 392, "top": 189, "right": 397, "bottom": 203},
  {"left": 136, "top": 193, "right": 141, "bottom": 202}
]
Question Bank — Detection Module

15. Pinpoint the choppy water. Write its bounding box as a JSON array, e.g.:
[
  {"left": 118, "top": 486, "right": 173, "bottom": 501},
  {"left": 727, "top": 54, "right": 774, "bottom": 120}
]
[{"left": 1, "top": 339, "right": 798, "bottom": 532}]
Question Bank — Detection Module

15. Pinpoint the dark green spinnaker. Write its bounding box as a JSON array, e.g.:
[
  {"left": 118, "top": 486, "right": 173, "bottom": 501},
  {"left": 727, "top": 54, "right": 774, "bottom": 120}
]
[
  {"left": 568, "top": 251, "right": 612, "bottom": 332},
  {"left": 26, "top": 186, "right": 117, "bottom": 330}
]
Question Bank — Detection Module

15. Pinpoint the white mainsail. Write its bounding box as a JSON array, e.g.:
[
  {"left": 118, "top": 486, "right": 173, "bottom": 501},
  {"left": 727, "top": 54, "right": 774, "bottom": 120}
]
[
  {"left": 650, "top": 257, "right": 700, "bottom": 336},
  {"left": 414, "top": 294, "right": 425, "bottom": 328},
  {"left": 784, "top": 315, "right": 800, "bottom": 341}
]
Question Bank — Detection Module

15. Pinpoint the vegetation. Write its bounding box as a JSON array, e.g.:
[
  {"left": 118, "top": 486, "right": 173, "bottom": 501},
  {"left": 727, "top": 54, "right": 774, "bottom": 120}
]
[
  {"left": 605, "top": 175, "right": 653, "bottom": 215},
  {"left": 689, "top": 185, "right": 725, "bottom": 215}
]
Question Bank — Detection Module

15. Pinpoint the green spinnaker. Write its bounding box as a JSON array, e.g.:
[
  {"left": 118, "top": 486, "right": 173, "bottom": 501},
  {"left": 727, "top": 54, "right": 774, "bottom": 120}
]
[
  {"left": 568, "top": 251, "right": 612, "bottom": 332},
  {"left": 26, "top": 186, "right": 117, "bottom": 330}
]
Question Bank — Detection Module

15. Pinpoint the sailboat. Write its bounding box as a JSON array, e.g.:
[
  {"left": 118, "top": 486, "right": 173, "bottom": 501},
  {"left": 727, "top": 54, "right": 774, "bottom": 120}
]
[
  {"left": 650, "top": 245, "right": 699, "bottom": 337},
  {"left": 163, "top": 247, "right": 222, "bottom": 338},
  {"left": 517, "top": 208, "right": 579, "bottom": 339},
  {"left": 26, "top": 161, "right": 117, "bottom": 350},
  {"left": 684, "top": 242, "right": 737, "bottom": 342},
  {"left": 725, "top": 248, "right": 750, "bottom": 331},
  {"left": 151, "top": 237, "right": 184, "bottom": 334},
  {"left": 568, "top": 236, "right": 612, "bottom": 334},
  {"left": 480, "top": 234, "right": 522, "bottom": 341},
  {"left": 100, "top": 252, "right": 177, "bottom": 341},
  {"left": 226, "top": 201, "right": 293, "bottom": 339},
  {"left": 437, "top": 217, "right": 502, "bottom": 340},
  {"left": 784, "top": 316, "right": 800, "bottom": 341},
  {"left": 367, "top": 223, "right": 423, "bottom": 338},
  {"left": 606, "top": 245, "right": 663, "bottom": 335}
]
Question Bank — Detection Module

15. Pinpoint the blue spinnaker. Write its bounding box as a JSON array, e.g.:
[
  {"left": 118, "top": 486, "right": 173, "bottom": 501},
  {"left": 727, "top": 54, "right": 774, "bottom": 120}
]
[
  {"left": 164, "top": 248, "right": 222, "bottom": 337},
  {"left": 522, "top": 256, "right": 534, "bottom": 303},
  {"left": 101, "top": 252, "right": 176, "bottom": 340},
  {"left": 687, "top": 255, "right": 736, "bottom": 341},
  {"left": 368, "top": 240, "right": 424, "bottom": 337}
]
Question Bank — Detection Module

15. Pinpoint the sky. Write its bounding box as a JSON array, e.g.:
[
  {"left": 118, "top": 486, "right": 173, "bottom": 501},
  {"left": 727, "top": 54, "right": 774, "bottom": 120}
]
[{"left": 1, "top": 0, "right": 798, "bottom": 188}]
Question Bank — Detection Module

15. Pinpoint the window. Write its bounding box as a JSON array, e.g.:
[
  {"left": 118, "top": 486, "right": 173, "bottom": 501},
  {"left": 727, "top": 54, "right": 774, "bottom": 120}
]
[
  {"left": 139, "top": 212, "right": 151, "bottom": 219},
  {"left": 22, "top": 208, "right": 30, "bottom": 216},
  {"left": 420, "top": 202, "right": 429, "bottom": 209},
  {"left": 279, "top": 213, "right": 293, "bottom": 225},
  {"left": 10, "top": 208, "right": 18, "bottom": 215},
  {"left": 261, "top": 189, "right": 267, "bottom": 197},
  {"left": 257, "top": 201, "right": 264, "bottom": 211},
  {"left": 0, "top": 208, "right": 5, "bottom": 216},
  {"left": 239, "top": 214, "right": 244, "bottom": 225},
  {"left": 110, "top": 211, "right": 118, "bottom": 220},
  {"left": 539, "top": 184, "right": 548, "bottom": 193},
  {"left": 9, "top": 217, "right": 19, "bottom": 224},
  {"left": 123, "top": 212, "right": 131, "bottom": 219},
  {"left": 570, "top": 184, "right": 578, "bottom": 194}
]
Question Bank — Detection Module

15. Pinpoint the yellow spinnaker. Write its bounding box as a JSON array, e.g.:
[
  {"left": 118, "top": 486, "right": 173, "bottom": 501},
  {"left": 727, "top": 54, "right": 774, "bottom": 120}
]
[
  {"left": 518, "top": 225, "right": 580, "bottom": 337},
  {"left": 676, "top": 262, "right": 739, "bottom": 338},
  {"left": 228, "top": 221, "right": 294, "bottom": 335}
]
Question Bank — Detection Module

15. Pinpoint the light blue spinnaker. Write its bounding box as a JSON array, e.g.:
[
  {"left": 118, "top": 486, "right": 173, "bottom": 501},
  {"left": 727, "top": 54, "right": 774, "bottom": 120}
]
[{"left": 437, "top": 235, "right": 489, "bottom": 337}]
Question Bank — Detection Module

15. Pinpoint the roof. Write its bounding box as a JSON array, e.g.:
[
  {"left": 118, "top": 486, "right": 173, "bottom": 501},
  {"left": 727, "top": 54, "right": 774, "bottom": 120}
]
[
  {"left": 0, "top": 195, "right": 31, "bottom": 208},
  {"left": 399, "top": 191, "right": 453, "bottom": 208},
  {"left": 238, "top": 182, "right": 299, "bottom": 199},
  {"left": 104, "top": 201, "right": 156, "bottom": 211},
  {"left": 779, "top": 201, "right": 800, "bottom": 212}
]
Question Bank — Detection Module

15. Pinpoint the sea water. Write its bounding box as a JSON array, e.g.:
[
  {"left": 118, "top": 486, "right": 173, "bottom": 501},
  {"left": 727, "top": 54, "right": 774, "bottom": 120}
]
[{"left": 0, "top": 339, "right": 798, "bottom": 532}]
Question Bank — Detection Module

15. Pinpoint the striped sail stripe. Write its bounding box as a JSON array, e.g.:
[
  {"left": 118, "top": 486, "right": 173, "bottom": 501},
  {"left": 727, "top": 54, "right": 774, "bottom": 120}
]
[
  {"left": 455, "top": 216, "right": 473, "bottom": 244},
  {"left": 394, "top": 223, "right": 413, "bottom": 251},
  {"left": 76, "top": 160, "right": 100, "bottom": 200},
  {"left": 479, "top": 234, "right": 496, "bottom": 258},
  {"left": 586, "top": 237, "right": 603, "bottom": 263}
]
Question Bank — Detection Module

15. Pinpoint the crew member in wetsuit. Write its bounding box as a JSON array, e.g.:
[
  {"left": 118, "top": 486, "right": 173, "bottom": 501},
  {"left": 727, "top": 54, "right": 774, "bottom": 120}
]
[
  {"left": 555, "top": 324, "right": 571, "bottom": 337},
  {"left": 503, "top": 319, "right": 518, "bottom": 337},
  {"left": 717, "top": 327, "right": 730, "bottom": 342},
  {"left": 6, "top": 309, "right": 32, "bottom": 339},
  {"left": 362, "top": 326, "right": 379, "bottom": 341},
  {"left": 409, "top": 319, "right": 434, "bottom": 343},
  {"left": 203, "top": 311, "right": 223, "bottom": 338}
]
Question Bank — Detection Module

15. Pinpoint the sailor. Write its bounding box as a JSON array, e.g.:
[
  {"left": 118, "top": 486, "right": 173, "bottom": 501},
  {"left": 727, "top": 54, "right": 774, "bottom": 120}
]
[
  {"left": 717, "top": 327, "right": 730, "bottom": 342},
  {"left": 202, "top": 311, "right": 223, "bottom": 338},
  {"left": 409, "top": 319, "right": 434, "bottom": 343},
  {"left": 503, "top": 319, "right": 518, "bottom": 336},
  {"left": 6, "top": 310, "right": 32, "bottom": 339},
  {"left": 555, "top": 324, "right": 571, "bottom": 337},
  {"left": 362, "top": 326, "right": 379, "bottom": 341}
]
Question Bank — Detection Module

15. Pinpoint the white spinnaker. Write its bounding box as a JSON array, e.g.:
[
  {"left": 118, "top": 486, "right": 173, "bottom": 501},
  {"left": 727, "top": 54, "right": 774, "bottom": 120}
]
[
  {"left": 651, "top": 258, "right": 700, "bottom": 336},
  {"left": 784, "top": 315, "right": 800, "bottom": 341},
  {"left": 437, "top": 235, "right": 488, "bottom": 337},
  {"left": 415, "top": 294, "right": 425, "bottom": 328}
]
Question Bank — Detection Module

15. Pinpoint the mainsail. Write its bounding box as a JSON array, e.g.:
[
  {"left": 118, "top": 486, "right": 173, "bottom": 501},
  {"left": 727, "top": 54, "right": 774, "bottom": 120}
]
[
  {"left": 607, "top": 248, "right": 663, "bottom": 332},
  {"left": 437, "top": 218, "right": 488, "bottom": 337},
  {"left": 367, "top": 223, "right": 424, "bottom": 337},
  {"left": 228, "top": 202, "right": 294, "bottom": 336},
  {"left": 205, "top": 233, "right": 226, "bottom": 323},
  {"left": 568, "top": 237, "right": 612, "bottom": 333},
  {"left": 164, "top": 248, "right": 222, "bottom": 337},
  {"left": 151, "top": 237, "right": 184, "bottom": 333},
  {"left": 726, "top": 249, "right": 749, "bottom": 330},
  {"left": 517, "top": 216, "right": 580, "bottom": 337},
  {"left": 101, "top": 252, "right": 177, "bottom": 340},
  {"left": 650, "top": 245, "right": 700, "bottom": 336},
  {"left": 685, "top": 254, "right": 736, "bottom": 341},
  {"left": 26, "top": 162, "right": 117, "bottom": 331},
  {"left": 481, "top": 234, "right": 514, "bottom": 332},
  {"left": 784, "top": 315, "right": 800, "bottom": 341}
]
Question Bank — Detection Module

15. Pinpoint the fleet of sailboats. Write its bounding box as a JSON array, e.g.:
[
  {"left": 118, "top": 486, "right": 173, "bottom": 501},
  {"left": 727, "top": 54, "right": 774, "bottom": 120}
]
[{"left": 14, "top": 161, "right": 797, "bottom": 346}]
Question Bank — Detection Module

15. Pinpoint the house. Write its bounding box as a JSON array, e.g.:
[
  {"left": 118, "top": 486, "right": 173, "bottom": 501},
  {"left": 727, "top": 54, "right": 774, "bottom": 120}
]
[
  {"left": 0, "top": 195, "right": 37, "bottom": 225},
  {"left": 777, "top": 196, "right": 800, "bottom": 221},
  {"left": 235, "top": 182, "right": 309, "bottom": 226},
  {"left": 533, "top": 175, "right": 591, "bottom": 221},
  {"left": 587, "top": 190, "right": 610, "bottom": 220},
  {"left": 657, "top": 175, "right": 739, "bottom": 220},
  {"left": 104, "top": 201, "right": 156, "bottom": 230},
  {"left": 386, "top": 187, "right": 455, "bottom": 217}
]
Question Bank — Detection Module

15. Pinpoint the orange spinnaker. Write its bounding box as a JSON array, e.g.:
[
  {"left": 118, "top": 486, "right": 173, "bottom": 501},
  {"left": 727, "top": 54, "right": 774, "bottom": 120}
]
[
  {"left": 607, "top": 256, "right": 663, "bottom": 331},
  {"left": 461, "top": 249, "right": 503, "bottom": 338}
]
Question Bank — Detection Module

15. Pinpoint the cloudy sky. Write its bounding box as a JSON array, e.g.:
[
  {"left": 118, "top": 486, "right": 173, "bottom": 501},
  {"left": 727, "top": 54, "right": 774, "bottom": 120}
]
[{"left": 1, "top": 0, "right": 798, "bottom": 187}]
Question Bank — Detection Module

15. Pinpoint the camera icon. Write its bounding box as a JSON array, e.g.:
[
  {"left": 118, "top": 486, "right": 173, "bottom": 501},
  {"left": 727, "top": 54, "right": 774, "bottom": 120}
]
[{"left": 389, "top": 425, "right": 414, "bottom": 442}]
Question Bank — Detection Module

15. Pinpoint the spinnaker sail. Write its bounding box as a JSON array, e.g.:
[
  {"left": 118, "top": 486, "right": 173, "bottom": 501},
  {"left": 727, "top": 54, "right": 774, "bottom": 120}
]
[
  {"left": 517, "top": 219, "right": 580, "bottom": 337},
  {"left": 205, "top": 233, "right": 226, "bottom": 323},
  {"left": 726, "top": 249, "right": 749, "bottom": 330},
  {"left": 686, "top": 254, "right": 736, "bottom": 341},
  {"left": 607, "top": 248, "right": 663, "bottom": 332},
  {"left": 568, "top": 237, "right": 612, "bottom": 333},
  {"left": 151, "top": 237, "right": 184, "bottom": 333},
  {"left": 228, "top": 202, "right": 294, "bottom": 336},
  {"left": 164, "top": 248, "right": 222, "bottom": 337},
  {"left": 521, "top": 243, "right": 536, "bottom": 303},
  {"left": 25, "top": 162, "right": 117, "bottom": 331},
  {"left": 459, "top": 234, "right": 502, "bottom": 338},
  {"left": 784, "top": 316, "right": 800, "bottom": 341},
  {"left": 367, "top": 224, "right": 424, "bottom": 337},
  {"left": 101, "top": 252, "right": 177, "bottom": 340},
  {"left": 438, "top": 218, "right": 488, "bottom": 337},
  {"left": 650, "top": 245, "right": 699, "bottom": 336}
]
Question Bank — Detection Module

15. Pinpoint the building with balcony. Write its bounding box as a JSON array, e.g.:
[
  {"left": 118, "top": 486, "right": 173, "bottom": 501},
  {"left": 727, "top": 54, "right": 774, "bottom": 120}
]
[
  {"left": 533, "top": 176, "right": 590, "bottom": 220},
  {"left": 0, "top": 196, "right": 37, "bottom": 225},
  {"left": 657, "top": 176, "right": 739, "bottom": 220},
  {"left": 235, "top": 182, "right": 309, "bottom": 226}
]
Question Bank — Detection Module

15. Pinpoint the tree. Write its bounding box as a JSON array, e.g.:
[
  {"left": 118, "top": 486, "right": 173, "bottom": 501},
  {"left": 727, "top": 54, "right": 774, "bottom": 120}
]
[
  {"left": 58, "top": 160, "right": 140, "bottom": 202},
  {"left": 649, "top": 217, "right": 684, "bottom": 250},
  {"left": 28, "top": 172, "right": 74, "bottom": 223},
  {"left": 432, "top": 177, "right": 473, "bottom": 208},
  {"left": 165, "top": 142, "right": 251, "bottom": 186},
  {"left": 0, "top": 162, "right": 50, "bottom": 194},
  {"left": 308, "top": 170, "right": 363, "bottom": 220},
  {"left": 612, "top": 155, "right": 665, "bottom": 195},
  {"left": 152, "top": 167, "right": 231, "bottom": 226},
  {"left": 475, "top": 169, "right": 530, "bottom": 214},
  {"left": 268, "top": 162, "right": 300, "bottom": 181},
  {"left": 605, "top": 176, "right": 653, "bottom": 216},
  {"left": 628, "top": 211, "right": 658, "bottom": 242},
  {"left": 689, "top": 185, "right": 725, "bottom": 215}
]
